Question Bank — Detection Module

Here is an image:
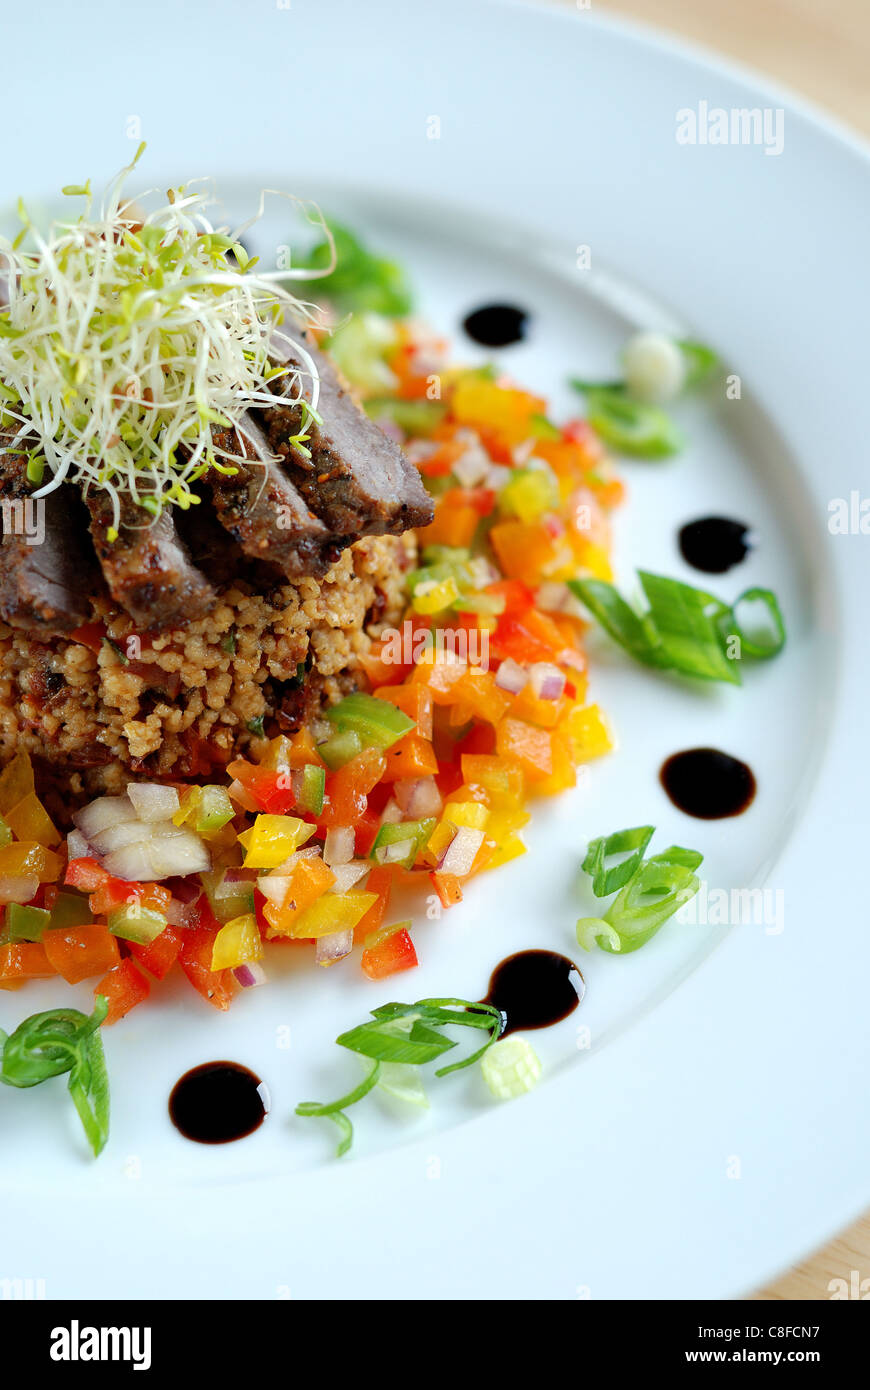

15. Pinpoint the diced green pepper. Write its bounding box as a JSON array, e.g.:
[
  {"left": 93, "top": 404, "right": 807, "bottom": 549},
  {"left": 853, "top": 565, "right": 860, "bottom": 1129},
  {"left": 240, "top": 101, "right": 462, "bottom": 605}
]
[
  {"left": 370, "top": 818, "right": 436, "bottom": 868},
  {"left": 318, "top": 729, "right": 364, "bottom": 771},
  {"left": 48, "top": 891, "right": 93, "bottom": 930},
  {"left": 298, "top": 763, "right": 326, "bottom": 816},
  {"left": 107, "top": 904, "right": 167, "bottom": 945},
  {"left": 5, "top": 902, "right": 51, "bottom": 941},
  {"left": 194, "top": 785, "right": 235, "bottom": 834},
  {"left": 327, "top": 693, "right": 416, "bottom": 751}
]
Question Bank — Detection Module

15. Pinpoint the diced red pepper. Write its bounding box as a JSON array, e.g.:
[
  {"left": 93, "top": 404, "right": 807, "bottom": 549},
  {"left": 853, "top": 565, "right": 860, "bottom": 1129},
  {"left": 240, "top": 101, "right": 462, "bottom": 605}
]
[
  {"left": 361, "top": 927, "right": 418, "bottom": 980},
  {"left": 353, "top": 866, "right": 393, "bottom": 943},
  {"left": 128, "top": 924, "right": 183, "bottom": 981},
  {"left": 319, "top": 747, "right": 387, "bottom": 828},
  {"left": 64, "top": 857, "right": 109, "bottom": 892},
  {"left": 95, "top": 958, "right": 151, "bottom": 1024},
  {"left": 178, "top": 920, "right": 234, "bottom": 1010},
  {"left": 88, "top": 877, "right": 172, "bottom": 917},
  {"left": 226, "top": 760, "right": 296, "bottom": 815}
]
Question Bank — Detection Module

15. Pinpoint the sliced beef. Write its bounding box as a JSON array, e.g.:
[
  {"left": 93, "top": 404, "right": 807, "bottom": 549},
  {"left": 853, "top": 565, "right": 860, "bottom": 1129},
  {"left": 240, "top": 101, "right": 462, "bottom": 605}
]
[
  {"left": 262, "top": 326, "right": 434, "bottom": 536},
  {"left": 85, "top": 488, "right": 215, "bottom": 630},
  {"left": 0, "top": 436, "right": 100, "bottom": 632},
  {"left": 206, "top": 414, "right": 343, "bottom": 578}
]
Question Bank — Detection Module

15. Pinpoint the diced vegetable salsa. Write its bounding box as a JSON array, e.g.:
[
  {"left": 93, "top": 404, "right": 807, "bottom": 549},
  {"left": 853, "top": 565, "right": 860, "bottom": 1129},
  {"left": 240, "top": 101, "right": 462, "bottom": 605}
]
[{"left": 0, "top": 320, "right": 619, "bottom": 1019}]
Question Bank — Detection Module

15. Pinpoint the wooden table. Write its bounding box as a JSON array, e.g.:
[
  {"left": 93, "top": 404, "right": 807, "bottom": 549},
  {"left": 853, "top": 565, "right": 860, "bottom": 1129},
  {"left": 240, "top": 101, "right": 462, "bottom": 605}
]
[{"left": 545, "top": 0, "right": 870, "bottom": 1302}]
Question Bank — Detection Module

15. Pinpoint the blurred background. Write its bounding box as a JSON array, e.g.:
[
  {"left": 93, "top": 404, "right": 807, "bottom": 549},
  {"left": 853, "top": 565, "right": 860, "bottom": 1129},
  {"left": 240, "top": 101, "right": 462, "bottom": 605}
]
[{"left": 553, "top": 0, "right": 869, "bottom": 1303}]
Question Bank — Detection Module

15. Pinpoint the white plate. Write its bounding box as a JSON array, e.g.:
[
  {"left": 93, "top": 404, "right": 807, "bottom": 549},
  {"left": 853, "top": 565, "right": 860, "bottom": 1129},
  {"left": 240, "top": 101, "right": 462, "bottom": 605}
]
[{"left": 2, "top": 0, "right": 868, "bottom": 1300}]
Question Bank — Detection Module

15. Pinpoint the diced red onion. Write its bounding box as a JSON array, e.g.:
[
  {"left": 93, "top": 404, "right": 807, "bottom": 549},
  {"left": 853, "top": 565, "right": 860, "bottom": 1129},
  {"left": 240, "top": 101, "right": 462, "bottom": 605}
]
[
  {"left": 438, "top": 825, "right": 485, "bottom": 876},
  {"left": 529, "top": 662, "right": 566, "bottom": 701},
  {"left": 164, "top": 875, "right": 203, "bottom": 904},
  {"left": 376, "top": 838, "right": 416, "bottom": 865},
  {"left": 126, "top": 782, "right": 181, "bottom": 823},
  {"left": 233, "top": 962, "right": 268, "bottom": 989},
  {"left": 73, "top": 794, "right": 139, "bottom": 839},
  {"left": 315, "top": 930, "right": 354, "bottom": 966},
  {"left": 0, "top": 874, "right": 39, "bottom": 905},
  {"left": 323, "top": 826, "right": 355, "bottom": 866},
  {"left": 394, "top": 776, "right": 442, "bottom": 818},
  {"left": 329, "top": 860, "right": 369, "bottom": 894},
  {"left": 66, "top": 828, "right": 91, "bottom": 862},
  {"left": 166, "top": 898, "right": 199, "bottom": 927},
  {"left": 222, "top": 867, "right": 258, "bottom": 884},
  {"left": 495, "top": 658, "right": 529, "bottom": 694}
]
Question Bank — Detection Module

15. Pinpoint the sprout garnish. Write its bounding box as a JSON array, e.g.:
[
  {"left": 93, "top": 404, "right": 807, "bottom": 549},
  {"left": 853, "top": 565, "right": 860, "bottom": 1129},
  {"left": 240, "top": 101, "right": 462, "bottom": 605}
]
[{"left": 0, "top": 145, "right": 334, "bottom": 534}]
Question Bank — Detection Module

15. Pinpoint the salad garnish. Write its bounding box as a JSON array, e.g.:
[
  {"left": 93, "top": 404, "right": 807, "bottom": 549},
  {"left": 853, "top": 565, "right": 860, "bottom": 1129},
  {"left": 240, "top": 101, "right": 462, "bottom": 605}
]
[
  {"left": 568, "top": 572, "right": 786, "bottom": 683},
  {"left": 0, "top": 996, "right": 110, "bottom": 1155}
]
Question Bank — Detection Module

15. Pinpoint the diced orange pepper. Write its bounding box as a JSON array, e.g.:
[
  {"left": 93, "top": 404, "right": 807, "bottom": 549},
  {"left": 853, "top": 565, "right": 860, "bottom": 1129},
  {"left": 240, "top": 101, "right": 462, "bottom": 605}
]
[
  {"left": 361, "top": 927, "right": 418, "bottom": 980},
  {"left": 373, "top": 684, "right": 434, "bottom": 740},
  {"left": 43, "top": 925, "right": 121, "bottom": 985},
  {"left": 509, "top": 685, "right": 573, "bottom": 730},
  {"left": 420, "top": 498, "right": 480, "bottom": 549},
  {"left": 95, "top": 958, "right": 151, "bottom": 1024},
  {"left": 490, "top": 520, "right": 568, "bottom": 586},
  {"left": 380, "top": 734, "right": 439, "bottom": 782},
  {"left": 0, "top": 842, "right": 63, "bottom": 884},
  {"left": 447, "top": 668, "right": 511, "bottom": 726},
  {"left": 262, "top": 857, "right": 336, "bottom": 937},
  {"left": 451, "top": 377, "right": 546, "bottom": 450},
  {"left": 0, "top": 941, "right": 56, "bottom": 985},
  {"left": 430, "top": 871, "right": 463, "bottom": 909},
  {"left": 358, "top": 636, "right": 411, "bottom": 687},
  {"left": 410, "top": 650, "right": 467, "bottom": 704},
  {"left": 319, "top": 747, "right": 387, "bottom": 828},
  {"left": 529, "top": 731, "right": 577, "bottom": 797},
  {"left": 495, "top": 718, "right": 554, "bottom": 781},
  {"left": 353, "top": 865, "right": 393, "bottom": 943}
]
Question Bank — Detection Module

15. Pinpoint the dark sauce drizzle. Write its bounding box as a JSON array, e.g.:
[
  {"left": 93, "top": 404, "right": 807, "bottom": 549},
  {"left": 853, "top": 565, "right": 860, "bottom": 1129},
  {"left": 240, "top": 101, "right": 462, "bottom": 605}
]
[
  {"left": 462, "top": 303, "right": 529, "bottom": 348},
  {"left": 660, "top": 747, "right": 756, "bottom": 820},
  {"left": 170, "top": 1061, "right": 269, "bottom": 1144},
  {"left": 678, "top": 516, "right": 752, "bottom": 574},
  {"left": 482, "top": 949, "right": 585, "bottom": 1036}
]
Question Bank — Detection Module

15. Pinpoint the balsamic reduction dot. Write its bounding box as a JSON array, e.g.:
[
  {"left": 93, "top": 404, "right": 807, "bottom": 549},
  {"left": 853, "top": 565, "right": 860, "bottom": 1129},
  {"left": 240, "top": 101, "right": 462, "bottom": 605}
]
[
  {"left": 678, "top": 516, "right": 752, "bottom": 574},
  {"left": 483, "top": 950, "right": 585, "bottom": 1036},
  {"left": 170, "top": 1061, "right": 269, "bottom": 1144},
  {"left": 462, "top": 303, "right": 529, "bottom": 348},
  {"left": 660, "top": 747, "right": 756, "bottom": 820}
]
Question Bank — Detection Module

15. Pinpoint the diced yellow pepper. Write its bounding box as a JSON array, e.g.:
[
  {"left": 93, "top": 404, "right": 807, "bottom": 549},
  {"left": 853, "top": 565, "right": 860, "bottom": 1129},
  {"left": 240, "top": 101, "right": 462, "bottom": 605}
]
[
  {"left": 237, "top": 815, "right": 316, "bottom": 869},
  {"left": 568, "top": 535, "right": 613, "bottom": 582},
  {"left": 4, "top": 794, "right": 61, "bottom": 848},
  {"left": 0, "top": 841, "right": 63, "bottom": 883},
  {"left": 460, "top": 754, "right": 526, "bottom": 805},
  {"left": 563, "top": 703, "right": 614, "bottom": 762},
  {"left": 287, "top": 891, "right": 378, "bottom": 939},
  {"left": 412, "top": 575, "right": 460, "bottom": 615},
  {"left": 444, "top": 799, "right": 489, "bottom": 831},
  {"left": 499, "top": 469, "right": 559, "bottom": 523},
  {"left": 0, "top": 753, "right": 35, "bottom": 816},
  {"left": 210, "top": 913, "right": 264, "bottom": 971},
  {"left": 422, "top": 820, "right": 457, "bottom": 867}
]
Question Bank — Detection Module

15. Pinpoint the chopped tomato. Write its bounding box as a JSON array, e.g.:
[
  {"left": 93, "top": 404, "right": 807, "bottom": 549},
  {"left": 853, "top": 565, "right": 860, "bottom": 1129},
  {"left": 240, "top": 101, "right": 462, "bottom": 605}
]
[
  {"left": 361, "top": 927, "right": 418, "bottom": 980},
  {"left": 95, "top": 959, "right": 151, "bottom": 1024},
  {"left": 43, "top": 925, "right": 121, "bottom": 985}
]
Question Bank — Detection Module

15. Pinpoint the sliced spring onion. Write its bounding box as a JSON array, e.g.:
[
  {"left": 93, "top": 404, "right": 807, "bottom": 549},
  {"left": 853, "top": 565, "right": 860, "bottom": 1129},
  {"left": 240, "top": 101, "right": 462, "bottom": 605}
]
[
  {"left": 677, "top": 338, "right": 719, "bottom": 387},
  {"left": 571, "top": 384, "right": 683, "bottom": 458},
  {"left": 568, "top": 571, "right": 785, "bottom": 685},
  {"left": 582, "top": 825, "right": 654, "bottom": 897},
  {"left": 480, "top": 1035, "right": 542, "bottom": 1100},
  {"left": 0, "top": 996, "right": 109, "bottom": 1157},
  {"left": 577, "top": 831, "right": 703, "bottom": 955}
]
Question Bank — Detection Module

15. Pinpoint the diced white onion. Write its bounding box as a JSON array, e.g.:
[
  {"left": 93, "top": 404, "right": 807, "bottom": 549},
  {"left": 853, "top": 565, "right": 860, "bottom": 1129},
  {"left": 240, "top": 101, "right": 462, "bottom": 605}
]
[
  {"left": 147, "top": 831, "right": 210, "bottom": 878},
  {"left": 323, "top": 826, "right": 355, "bottom": 866},
  {"left": 315, "top": 930, "right": 354, "bottom": 967},
  {"left": 376, "top": 838, "right": 416, "bottom": 865},
  {"left": 453, "top": 441, "right": 491, "bottom": 487},
  {"left": 529, "top": 662, "right": 566, "bottom": 701},
  {"left": 438, "top": 825, "right": 485, "bottom": 877},
  {"left": 495, "top": 658, "right": 528, "bottom": 694},
  {"left": 89, "top": 819, "right": 158, "bottom": 855},
  {"left": 73, "top": 795, "right": 139, "bottom": 839},
  {"left": 328, "top": 860, "right": 369, "bottom": 894},
  {"left": 127, "top": 783, "right": 181, "bottom": 822},
  {"left": 394, "top": 777, "right": 443, "bottom": 818},
  {"left": 101, "top": 842, "right": 158, "bottom": 882},
  {"left": 66, "top": 828, "right": 91, "bottom": 861},
  {"left": 256, "top": 874, "right": 293, "bottom": 908},
  {"left": 379, "top": 798, "right": 403, "bottom": 826},
  {"left": 0, "top": 874, "right": 39, "bottom": 904}
]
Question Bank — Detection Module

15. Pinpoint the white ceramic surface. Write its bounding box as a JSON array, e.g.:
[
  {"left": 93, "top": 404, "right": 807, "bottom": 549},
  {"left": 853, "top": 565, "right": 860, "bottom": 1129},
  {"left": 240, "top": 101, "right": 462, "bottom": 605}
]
[{"left": 0, "top": 0, "right": 867, "bottom": 1299}]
